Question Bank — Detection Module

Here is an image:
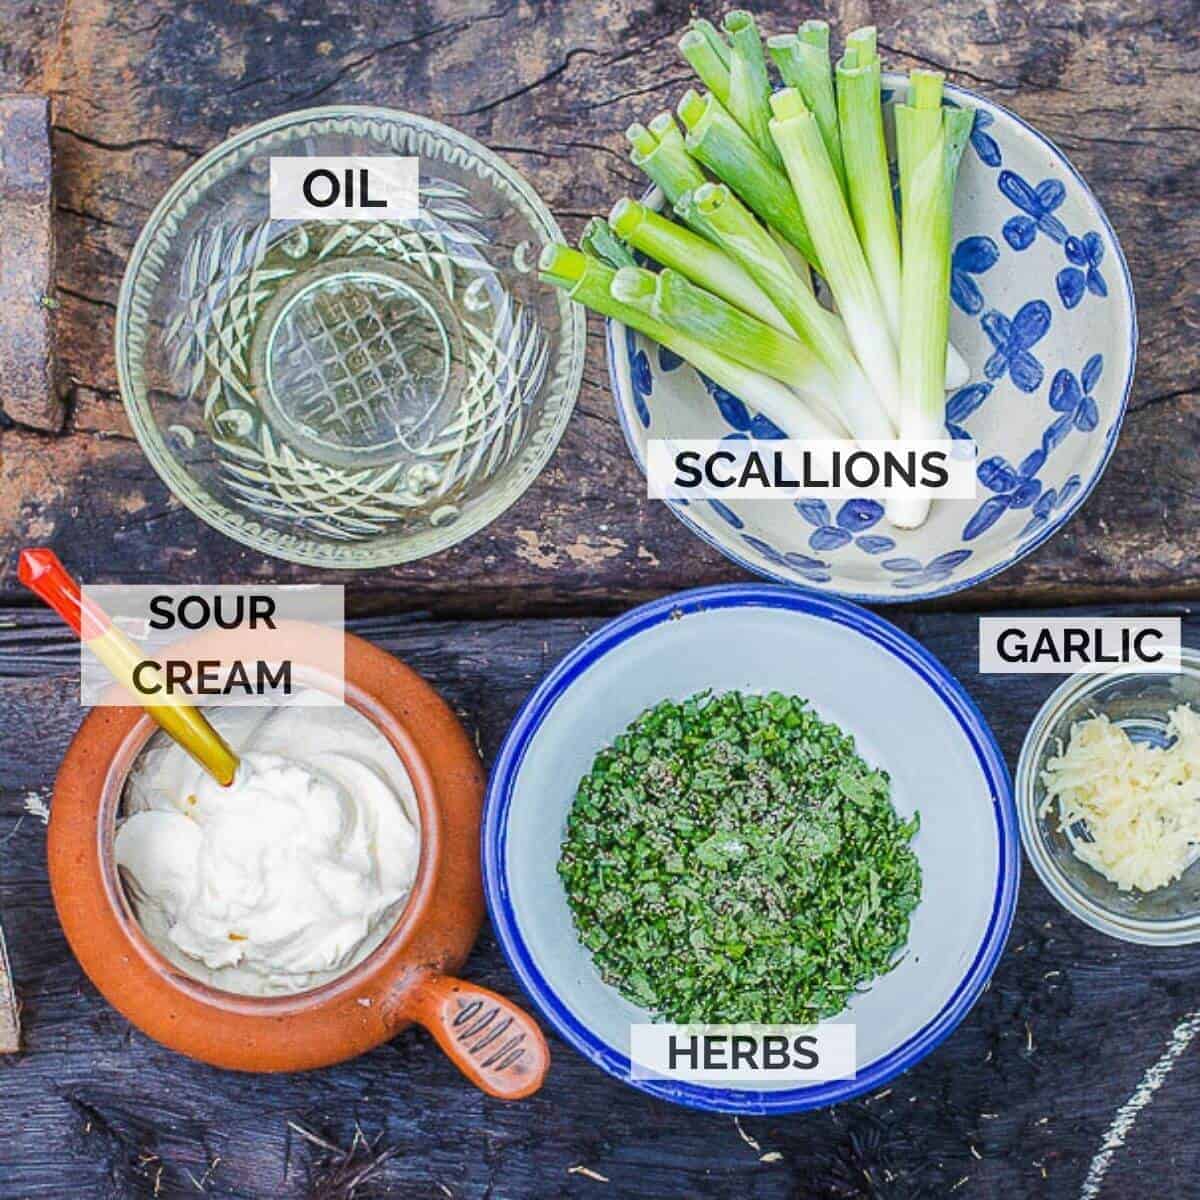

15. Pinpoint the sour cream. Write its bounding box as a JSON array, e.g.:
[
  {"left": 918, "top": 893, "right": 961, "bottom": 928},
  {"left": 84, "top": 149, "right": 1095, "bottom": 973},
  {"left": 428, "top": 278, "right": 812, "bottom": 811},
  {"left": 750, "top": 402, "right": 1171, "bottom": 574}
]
[{"left": 115, "top": 692, "right": 420, "bottom": 996}]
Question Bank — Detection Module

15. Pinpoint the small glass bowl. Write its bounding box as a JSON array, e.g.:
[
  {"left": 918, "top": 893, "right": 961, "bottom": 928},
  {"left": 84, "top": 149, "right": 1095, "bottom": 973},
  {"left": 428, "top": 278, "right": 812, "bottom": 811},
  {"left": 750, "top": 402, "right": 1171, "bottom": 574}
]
[
  {"left": 116, "top": 106, "right": 585, "bottom": 569},
  {"left": 1016, "top": 648, "right": 1200, "bottom": 944}
]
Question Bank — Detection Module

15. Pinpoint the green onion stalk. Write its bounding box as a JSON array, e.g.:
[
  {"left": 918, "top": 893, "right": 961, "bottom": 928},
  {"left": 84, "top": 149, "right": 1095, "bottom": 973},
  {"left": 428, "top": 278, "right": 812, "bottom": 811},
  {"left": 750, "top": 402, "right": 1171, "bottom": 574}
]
[
  {"left": 625, "top": 114, "right": 707, "bottom": 210},
  {"left": 679, "top": 182, "right": 894, "bottom": 442},
  {"left": 679, "top": 20, "right": 732, "bottom": 106},
  {"left": 837, "top": 27, "right": 969, "bottom": 389},
  {"left": 609, "top": 197, "right": 789, "bottom": 333},
  {"left": 836, "top": 30, "right": 900, "bottom": 343},
  {"left": 769, "top": 233, "right": 816, "bottom": 298},
  {"left": 886, "top": 71, "right": 975, "bottom": 528},
  {"left": 767, "top": 21, "right": 846, "bottom": 194},
  {"left": 539, "top": 244, "right": 839, "bottom": 441},
  {"left": 580, "top": 216, "right": 637, "bottom": 269},
  {"left": 612, "top": 265, "right": 846, "bottom": 429},
  {"left": 721, "top": 11, "right": 782, "bottom": 168},
  {"left": 677, "top": 88, "right": 819, "bottom": 270},
  {"left": 769, "top": 87, "right": 901, "bottom": 427}
]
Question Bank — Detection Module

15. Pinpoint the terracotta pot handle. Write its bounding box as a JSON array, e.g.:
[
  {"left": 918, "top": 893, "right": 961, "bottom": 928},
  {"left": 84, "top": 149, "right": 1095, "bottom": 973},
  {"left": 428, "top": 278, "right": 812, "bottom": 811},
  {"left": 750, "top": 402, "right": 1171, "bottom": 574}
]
[{"left": 407, "top": 973, "right": 550, "bottom": 1100}]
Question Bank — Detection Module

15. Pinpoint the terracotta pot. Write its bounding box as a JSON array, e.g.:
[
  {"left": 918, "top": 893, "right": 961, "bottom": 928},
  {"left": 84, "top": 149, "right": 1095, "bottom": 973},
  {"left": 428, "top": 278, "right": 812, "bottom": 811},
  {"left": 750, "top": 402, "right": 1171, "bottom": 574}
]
[{"left": 49, "top": 626, "right": 549, "bottom": 1099}]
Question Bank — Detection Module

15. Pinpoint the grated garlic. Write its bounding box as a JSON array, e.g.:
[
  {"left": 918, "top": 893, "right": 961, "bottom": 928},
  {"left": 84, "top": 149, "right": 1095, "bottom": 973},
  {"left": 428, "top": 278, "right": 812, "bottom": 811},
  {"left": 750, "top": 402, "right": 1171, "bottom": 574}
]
[{"left": 1040, "top": 706, "right": 1200, "bottom": 892}]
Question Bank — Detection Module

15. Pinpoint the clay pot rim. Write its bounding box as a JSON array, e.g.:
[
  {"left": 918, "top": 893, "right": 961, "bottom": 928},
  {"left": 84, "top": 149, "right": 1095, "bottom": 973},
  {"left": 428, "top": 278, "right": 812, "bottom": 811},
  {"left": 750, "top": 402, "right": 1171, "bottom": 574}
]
[{"left": 98, "top": 666, "right": 440, "bottom": 1014}]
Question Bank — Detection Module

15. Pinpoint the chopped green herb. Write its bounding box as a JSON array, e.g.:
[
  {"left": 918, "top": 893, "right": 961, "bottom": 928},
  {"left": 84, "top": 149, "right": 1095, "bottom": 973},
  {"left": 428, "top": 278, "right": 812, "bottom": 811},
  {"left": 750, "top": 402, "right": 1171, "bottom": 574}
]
[{"left": 557, "top": 690, "right": 921, "bottom": 1024}]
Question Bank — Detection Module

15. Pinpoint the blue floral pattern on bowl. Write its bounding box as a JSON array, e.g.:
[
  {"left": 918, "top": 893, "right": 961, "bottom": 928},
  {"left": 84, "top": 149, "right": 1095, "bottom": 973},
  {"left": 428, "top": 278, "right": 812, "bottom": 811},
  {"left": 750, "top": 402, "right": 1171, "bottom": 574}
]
[
  {"left": 970, "top": 110, "right": 1002, "bottom": 168},
  {"left": 982, "top": 300, "right": 1051, "bottom": 392},
  {"left": 999, "top": 170, "right": 1067, "bottom": 250},
  {"left": 606, "top": 75, "right": 1136, "bottom": 603},
  {"left": 961, "top": 351, "right": 1103, "bottom": 543},
  {"left": 951, "top": 236, "right": 1000, "bottom": 315},
  {"left": 1000, "top": 169, "right": 1109, "bottom": 314},
  {"left": 1057, "top": 233, "right": 1108, "bottom": 309}
]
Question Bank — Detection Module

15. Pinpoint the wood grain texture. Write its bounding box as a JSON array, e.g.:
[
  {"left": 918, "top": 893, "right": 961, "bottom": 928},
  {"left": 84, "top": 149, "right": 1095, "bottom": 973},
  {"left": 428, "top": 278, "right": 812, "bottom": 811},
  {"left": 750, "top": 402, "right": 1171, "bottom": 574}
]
[
  {"left": 0, "top": 916, "right": 18, "bottom": 1051},
  {"left": 0, "top": 0, "right": 1194, "bottom": 610},
  {"left": 0, "top": 94, "right": 62, "bottom": 433},
  {"left": 3, "top": 604, "right": 1200, "bottom": 1199},
  {"left": 0, "top": 0, "right": 64, "bottom": 94}
]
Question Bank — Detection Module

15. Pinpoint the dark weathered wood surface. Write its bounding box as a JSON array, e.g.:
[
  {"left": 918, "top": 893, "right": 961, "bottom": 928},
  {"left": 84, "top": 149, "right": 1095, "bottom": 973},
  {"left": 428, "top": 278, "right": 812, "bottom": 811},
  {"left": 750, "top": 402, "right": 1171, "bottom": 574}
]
[
  {"left": 0, "top": 0, "right": 1196, "bottom": 609},
  {"left": 0, "top": 93, "right": 60, "bottom": 433},
  {"left": 2, "top": 605, "right": 1200, "bottom": 1199},
  {"left": 0, "top": 1, "right": 1198, "bottom": 1197}
]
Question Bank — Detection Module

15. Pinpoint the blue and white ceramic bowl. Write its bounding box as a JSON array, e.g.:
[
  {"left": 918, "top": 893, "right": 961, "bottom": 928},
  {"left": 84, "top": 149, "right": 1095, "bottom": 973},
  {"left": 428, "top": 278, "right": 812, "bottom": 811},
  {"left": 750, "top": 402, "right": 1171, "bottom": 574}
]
[
  {"left": 483, "top": 585, "right": 1018, "bottom": 1113},
  {"left": 609, "top": 78, "right": 1135, "bottom": 602}
]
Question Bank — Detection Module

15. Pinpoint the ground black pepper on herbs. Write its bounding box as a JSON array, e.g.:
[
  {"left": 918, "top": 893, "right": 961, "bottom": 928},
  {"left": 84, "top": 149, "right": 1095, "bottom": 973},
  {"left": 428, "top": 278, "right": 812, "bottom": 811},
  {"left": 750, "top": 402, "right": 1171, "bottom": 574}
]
[{"left": 557, "top": 691, "right": 922, "bottom": 1024}]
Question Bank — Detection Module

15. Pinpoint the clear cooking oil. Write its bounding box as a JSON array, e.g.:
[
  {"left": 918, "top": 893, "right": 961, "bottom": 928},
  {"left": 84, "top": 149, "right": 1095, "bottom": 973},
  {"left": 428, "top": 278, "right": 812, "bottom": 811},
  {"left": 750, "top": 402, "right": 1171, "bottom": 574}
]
[{"left": 169, "top": 183, "right": 548, "bottom": 540}]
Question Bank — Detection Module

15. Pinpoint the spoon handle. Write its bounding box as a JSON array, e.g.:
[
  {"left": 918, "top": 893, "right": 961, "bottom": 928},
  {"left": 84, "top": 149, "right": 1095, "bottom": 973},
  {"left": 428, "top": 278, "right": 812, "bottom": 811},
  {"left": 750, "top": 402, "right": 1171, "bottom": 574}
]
[{"left": 18, "top": 548, "right": 239, "bottom": 787}]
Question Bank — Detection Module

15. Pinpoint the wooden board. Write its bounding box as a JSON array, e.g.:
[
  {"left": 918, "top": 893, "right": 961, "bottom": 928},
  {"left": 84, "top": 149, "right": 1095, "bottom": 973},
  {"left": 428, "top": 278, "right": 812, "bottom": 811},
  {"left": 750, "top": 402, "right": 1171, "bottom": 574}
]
[
  {"left": 0, "top": 1, "right": 1198, "bottom": 1195},
  {"left": 0, "top": 0, "right": 1195, "bottom": 610},
  {"left": 2, "top": 604, "right": 1200, "bottom": 1198}
]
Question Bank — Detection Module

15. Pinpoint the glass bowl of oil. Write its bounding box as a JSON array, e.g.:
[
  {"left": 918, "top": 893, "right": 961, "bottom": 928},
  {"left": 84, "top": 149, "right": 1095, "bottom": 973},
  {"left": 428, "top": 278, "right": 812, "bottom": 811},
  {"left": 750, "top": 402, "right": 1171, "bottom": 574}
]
[{"left": 117, "top": 106, "right": 585, "bottom": 568}]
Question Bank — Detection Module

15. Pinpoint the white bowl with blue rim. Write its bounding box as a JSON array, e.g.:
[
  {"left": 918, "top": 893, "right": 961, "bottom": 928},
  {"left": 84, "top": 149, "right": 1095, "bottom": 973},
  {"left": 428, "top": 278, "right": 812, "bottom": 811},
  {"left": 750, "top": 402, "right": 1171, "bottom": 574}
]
[
  {"left": 483, "top": 585, "right": 1018, "bottom": 1112},
  {"left": 608, "top": 78, "right": 1135, "bottom": 602}
]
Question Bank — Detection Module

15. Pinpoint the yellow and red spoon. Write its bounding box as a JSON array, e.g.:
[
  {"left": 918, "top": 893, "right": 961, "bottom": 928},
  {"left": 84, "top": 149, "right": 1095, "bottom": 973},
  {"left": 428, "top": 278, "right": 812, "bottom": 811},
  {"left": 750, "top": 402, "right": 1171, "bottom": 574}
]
[{"left": 18, "top": 548, "right": 238, "bottom": 786}]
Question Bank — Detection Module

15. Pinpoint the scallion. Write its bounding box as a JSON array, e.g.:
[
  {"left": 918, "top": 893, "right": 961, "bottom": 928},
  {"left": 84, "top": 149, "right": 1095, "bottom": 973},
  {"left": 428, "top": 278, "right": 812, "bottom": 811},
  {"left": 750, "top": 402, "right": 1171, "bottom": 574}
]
[
  {"left": 682, "top": 182, "right": 894, "bottom": 441},
  {"left": 769, "top": 87, "right": 901, "bottom": 426},
  {"left": 580, "top": 216, "right": 636, "bottom": 269},
  {"left": 612, "top": 264, "right": 844, "bottom": 424},
  {"left": 886, "top": 71, "right": 975, "bottom": 528},
  {"left": 690, "top": 19, "right": 731, "bottom": 69},
  {"left": 539, "top": 244, "right": 838, "bottom": 440},
  {"left": 722, "top": 10, "right": 782, "bottom": 168},
  {"left": 837, "top": 27, "right": 969, "bottom": 390},
  {"left": 677, "top": 88, "right": 818, "bottom": 268},
  {"left": 767, "top": 22, "right": 846, "bottom": 194},
  {"left": 836, "top": 29, "right": 901, "bottom": 343},
  {"left": 679, "top": 23, "right": 731, "bottom": 106},
  {"left": 626, "top": 114, "right": 707, "bottom": 209},
  {"left": 609, "top": 197, "right": 789, "bottom": 332}
]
